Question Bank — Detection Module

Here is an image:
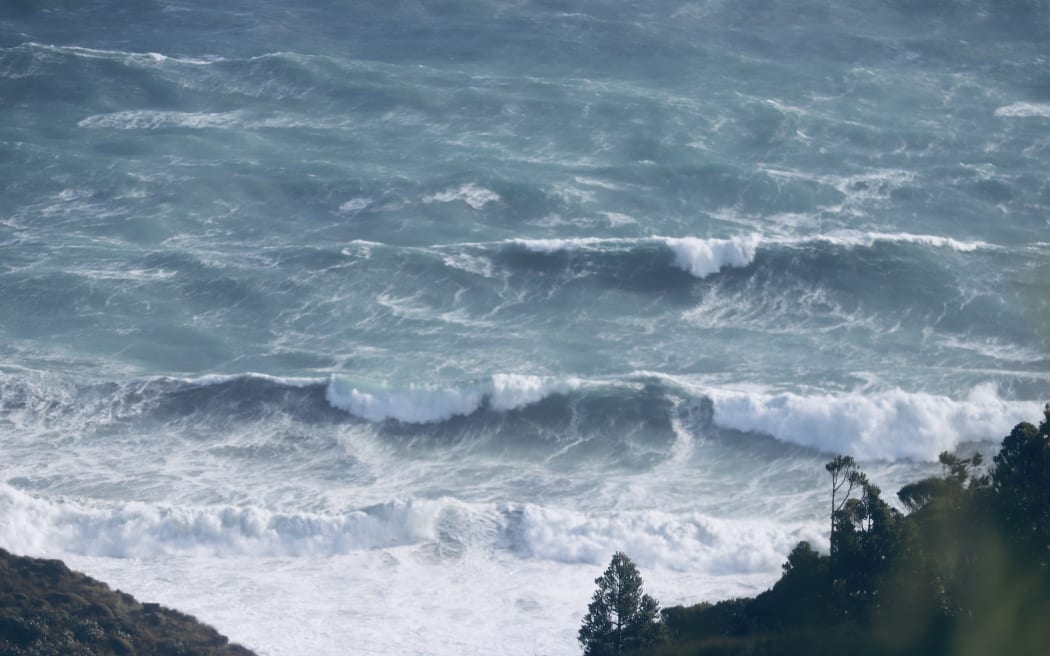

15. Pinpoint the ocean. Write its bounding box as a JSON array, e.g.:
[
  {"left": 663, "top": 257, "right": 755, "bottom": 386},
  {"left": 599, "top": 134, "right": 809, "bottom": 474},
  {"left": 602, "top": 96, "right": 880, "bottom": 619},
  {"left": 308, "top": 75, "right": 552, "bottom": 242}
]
[{"left": 1, "top": 1, "right": 1048, "bottom": 654}]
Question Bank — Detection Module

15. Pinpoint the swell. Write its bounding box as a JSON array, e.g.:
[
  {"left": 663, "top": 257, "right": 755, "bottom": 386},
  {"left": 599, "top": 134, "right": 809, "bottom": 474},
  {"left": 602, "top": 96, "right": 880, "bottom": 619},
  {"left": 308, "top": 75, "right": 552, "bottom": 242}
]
[
  {"left": 380, "top": 230, "right": 998, "bottom": 284},
  {"left": 1, "top": 42, "right": 452, "bottom": 126},
  {"left": 2, "top": 370, "right": 1041, "bottom": 462},
  {"left": 1, "top": 233, "right": 1011, "bottom": 352},
  {"left": 0, "top": 43, "right": 320, "bottom": 126},
  {"left": 348, "top": 233, "right": 1019, "bottom": 337}
]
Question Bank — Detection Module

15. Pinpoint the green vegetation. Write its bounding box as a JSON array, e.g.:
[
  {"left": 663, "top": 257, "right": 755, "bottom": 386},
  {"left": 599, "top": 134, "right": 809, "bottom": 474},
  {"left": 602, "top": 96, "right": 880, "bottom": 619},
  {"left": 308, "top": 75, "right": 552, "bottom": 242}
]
[
  {"left": 579, "top": 551, "right": 667, "bottom": 656},
  {"left": 0, "top": 548, "right": 255, "bottom": 656},
  {"left": 611, "top": 404, "right": 1050, "bottom": 656}
]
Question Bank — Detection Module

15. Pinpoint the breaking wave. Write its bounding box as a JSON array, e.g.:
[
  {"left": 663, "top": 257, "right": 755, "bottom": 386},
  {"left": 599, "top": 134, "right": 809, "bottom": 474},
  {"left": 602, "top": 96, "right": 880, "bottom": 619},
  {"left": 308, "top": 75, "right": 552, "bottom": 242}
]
[
  {"left": 704, "top": 383, "right": 1040, "bottom": 461},
  {"left": 2, "top": 370, "right": 1039, "bottom": 463},
  {"left": 0, "top": 484, "right": 493, "bottom": 558},
  {"left": 504, "top": 235, "right": 759, "bottom": 279},
  {"left": 514, "top": 504, "right": 825, "bottom": 572},
  {"left": 325, "top": 374, "right": 582, "bottom": 423},
  {"left": 418, "top": 230, "right": 996, "bottom": 282},
  {"left": 0, "top": 484, "right": 823, "bottom": 574}
]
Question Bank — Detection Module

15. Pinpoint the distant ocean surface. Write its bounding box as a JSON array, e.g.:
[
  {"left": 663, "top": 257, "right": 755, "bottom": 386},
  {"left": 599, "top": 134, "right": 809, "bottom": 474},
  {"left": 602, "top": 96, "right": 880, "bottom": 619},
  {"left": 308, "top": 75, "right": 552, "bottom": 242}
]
[{"left": 1, "top": 2, "right": 1048, "bottom": 654}]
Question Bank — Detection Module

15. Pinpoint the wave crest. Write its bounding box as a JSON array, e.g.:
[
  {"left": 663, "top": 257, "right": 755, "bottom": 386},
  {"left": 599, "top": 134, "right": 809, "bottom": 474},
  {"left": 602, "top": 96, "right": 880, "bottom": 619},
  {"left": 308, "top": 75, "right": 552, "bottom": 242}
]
[
  {"left": 706, "top": 383, "right": 1040, "bottom": 461},
  {"left": 324, "top": 374, "right": 579, "bottom": 423},
  {"left": 0, "top": 484, "right": 821, "bottom": 575},
  {"left": 664, "top": 236, "right": 759, "bottom": 278},
  {"left": 508, "top": 235, "right": 759, "bottom": 279},
  {"left": 0, "top": 485, "right": 492, "bottom": 558},
  {"left": 806, "top": 230, "right": 992, "bottom": 252},
  {"left": 492, "top": 229, "right": 989, "bottom": 280},
  {"left": 4, "top": 369, "right": 1039, "bottom": 462},
  {"left": 515, "top": 504, "right": 824, "bottom": 573}
]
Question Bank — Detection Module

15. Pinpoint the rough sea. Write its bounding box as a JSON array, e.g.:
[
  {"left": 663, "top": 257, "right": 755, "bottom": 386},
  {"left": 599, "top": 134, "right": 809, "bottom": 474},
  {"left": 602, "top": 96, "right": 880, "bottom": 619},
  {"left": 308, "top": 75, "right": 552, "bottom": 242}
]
[{"left": 1, "top": 1, "right": 1048, "bottom": 654}]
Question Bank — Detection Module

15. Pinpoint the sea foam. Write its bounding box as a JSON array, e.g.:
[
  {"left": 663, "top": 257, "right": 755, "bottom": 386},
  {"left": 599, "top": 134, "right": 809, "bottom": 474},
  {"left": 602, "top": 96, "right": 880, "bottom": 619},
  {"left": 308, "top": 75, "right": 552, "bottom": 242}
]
[
  {"left": 802, "top": 230, "right": 993, "bottom": 252},
  {"left": 78, "top": 111, "right": 243, "bottom": 130},
  {"left": 516, "top": 504, "right": 825, "bottom": 573},
  {"left": 706, "top": 384, "right": 1041, "bottom": 461},
  {"left": 15, "top": 42, "right": 217, "bottom": 66},
  {"left": 77, "top": 110, "right": 353, "bottom": 130},
  {"left": 503, "top": 229, "right": 985, "bottom": 280},
  {"left": 509, "top": 235, "right": 759, "bottom": 279},
  {"left": 0, "top": 483, "right": 821, "bottom": 577},
  {"left": 325, "top": 374, "right": 579, "bottom": 423},
  {"left": 994, "top": 102, "right": 1050, "bottom": 118},
  {"left": 423, "top": 184, "right": 501, "bottom": 209},
  {"left": 0, "top": 484, "right": 488, "bottom": 558},
  {"left": 663, "top": 236, "right": 759, "bottom": 278}
]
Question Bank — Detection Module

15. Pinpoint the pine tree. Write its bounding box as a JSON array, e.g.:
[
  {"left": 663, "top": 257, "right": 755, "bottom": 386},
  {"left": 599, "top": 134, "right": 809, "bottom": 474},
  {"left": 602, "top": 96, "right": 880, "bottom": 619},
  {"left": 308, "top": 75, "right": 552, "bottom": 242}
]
[
  {"left": 992, "top": 415, "right": 1050, "bottom": 561},
  {"left": 578, "top": 552, "right": 665, "bottom": 656}
]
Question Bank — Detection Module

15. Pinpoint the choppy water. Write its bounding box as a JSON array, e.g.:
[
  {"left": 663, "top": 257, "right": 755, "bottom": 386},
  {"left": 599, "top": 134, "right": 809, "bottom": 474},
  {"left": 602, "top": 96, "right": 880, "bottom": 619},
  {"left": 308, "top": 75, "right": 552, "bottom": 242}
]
[{"left": 1, "top": 2, "right": 1048, "bottom": 654}]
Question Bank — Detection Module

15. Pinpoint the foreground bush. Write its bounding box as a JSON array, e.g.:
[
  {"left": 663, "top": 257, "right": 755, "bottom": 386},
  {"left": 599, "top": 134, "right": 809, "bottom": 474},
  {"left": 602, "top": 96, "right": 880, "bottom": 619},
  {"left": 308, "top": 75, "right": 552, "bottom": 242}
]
[
  {"left": 648, "top": 404, "right": 1050, "bottom": 656},
  {"left": 0, "top": 548, "right": 255, "bottom": 656}
]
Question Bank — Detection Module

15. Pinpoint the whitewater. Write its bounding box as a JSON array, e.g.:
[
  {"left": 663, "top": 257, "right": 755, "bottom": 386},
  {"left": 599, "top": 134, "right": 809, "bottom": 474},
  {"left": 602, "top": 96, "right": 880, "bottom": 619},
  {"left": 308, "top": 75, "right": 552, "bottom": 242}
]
[{"left": 1, "top": 2, "right": 1048, "bottom": 654}]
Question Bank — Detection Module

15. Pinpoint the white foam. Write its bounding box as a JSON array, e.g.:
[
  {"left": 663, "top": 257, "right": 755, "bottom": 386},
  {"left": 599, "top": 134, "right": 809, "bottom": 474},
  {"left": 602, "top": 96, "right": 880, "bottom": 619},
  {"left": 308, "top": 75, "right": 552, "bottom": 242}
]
[
  {"left": 78, "top": 111, "right": 242, "bottom": 130},
  {"left": 508, "top": 230, "right": 986, "bottom": 278},
  {"left": 15, "top": 495, "right": 803, "bottom": 656},
  {"left": 805, "top": 230, "right": 993, "bottom": 252},
  {"left": 550, "top": 182, "right": 598, "bottom": 205},
  {"left": 72, "top": 267, "right": 177, "bottom": 282},
  {"left": 663, "top": 235, "right": 759, "bottom": 278},
  {"left": 338, "top": 197, "right": 372, "bottom": 213},
  {"left": 20, "top": 42, "right": 217, "bottom": 66},
  {"left": 994, "top": 102, "right": 1050, "bottom": 118},
  {"left": 509, "top": 235, "right": 759, "bottom": 279},
  {"left": 1, "top": 481, "right": 819, "bottom": 578},
  {"left": 0, "top": 484, "right": 484, "bottom": 558},
  {"left": 69, "top": 549, "right": 594, "bottom": 656},
  {"left": 511, "top": 236, "right": 613, "bottom": 253},
  {"left": 706, "top": 384, "right": 1041, "bottom": 461},
  {"left": 709, "top": 206, "right": 994, "bottom": 253},
  {"left": 340, "top": 239, "right": 385, "bottom": 259},
  {"left": 601, "top": 211, "right": 637, "bottom": 226},
  {"left": 423, "top": 184, "right": 500, "bottom": 209},
  {"left": 326, "top": 379, "right": 485, "bottom": 423},
  {"left": 78, "top": 111, "right": 349, "bottom": 130},
  {"left": 489, "top": 374, "right": 577, "bottom": 411},
  {"left": 441, "top": 252, "right": 496, "bottom": 278},
  {"left": 325, "top": 375, "right": 578, "bottom": 423},
  {"left": 763, "top": 167, "right": 916, "bottom": 217},
  {"left": 517, "top": 504, "right": 824, "bottom": 574},
  {"left": 573, "top": 176, "right": 623, "bottom": 190},
  {"left": 935, "top": 335, "right": 1048, "bottom": 364},
  {"left": 177, "top": 372, "right": 324, "bottom": 388}
]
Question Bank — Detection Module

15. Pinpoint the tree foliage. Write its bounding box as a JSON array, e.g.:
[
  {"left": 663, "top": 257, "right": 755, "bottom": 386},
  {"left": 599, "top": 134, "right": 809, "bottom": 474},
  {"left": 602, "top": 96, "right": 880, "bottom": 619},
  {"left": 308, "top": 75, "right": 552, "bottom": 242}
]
[
  {"left": 825, "top": 455, "right": 863, "bottom": 555},
  {"left": 656, "top": 404, "right": 1050, "bottom": 656},
  {"left": 578, "top": 552, "right": 665, "bottom": 656},
  {"left": 991, "top": 410, "right": 1050, "bottom": 560},
  {"left": 0, "top": 548, "right": 255, "bottom": 656}
]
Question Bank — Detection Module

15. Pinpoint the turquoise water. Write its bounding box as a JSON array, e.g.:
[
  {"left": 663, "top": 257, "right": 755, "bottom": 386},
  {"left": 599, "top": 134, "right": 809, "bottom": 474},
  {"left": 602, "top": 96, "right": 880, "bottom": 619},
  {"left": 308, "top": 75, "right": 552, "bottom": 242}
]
[{"left": 1, "top": 2, "right": 1048, "bottom": 654}]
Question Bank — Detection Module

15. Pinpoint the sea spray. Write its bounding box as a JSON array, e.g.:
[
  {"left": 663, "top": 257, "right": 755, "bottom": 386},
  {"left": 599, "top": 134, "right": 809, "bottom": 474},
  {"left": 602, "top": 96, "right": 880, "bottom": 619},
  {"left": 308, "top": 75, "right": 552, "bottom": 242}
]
[
  {"left": 706, "top": 384, "right": 1040, "bottom": 461},
  {"left": 324, "top": 374, "right": 582, "bottom": 423}
]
